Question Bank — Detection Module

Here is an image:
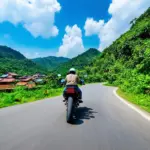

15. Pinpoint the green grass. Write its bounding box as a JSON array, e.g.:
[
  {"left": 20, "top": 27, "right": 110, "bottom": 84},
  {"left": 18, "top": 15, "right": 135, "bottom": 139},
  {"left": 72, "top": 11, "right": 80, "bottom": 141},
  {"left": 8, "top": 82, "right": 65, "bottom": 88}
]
[
  {"left": 102, "top": 82, "right": 117, "bottom": 87},
  {"left": 117, "top": 88, "right": 150, "bottom": 113},
  {"left": 0, "top": 87, "right": 63, "bottom": 108}
]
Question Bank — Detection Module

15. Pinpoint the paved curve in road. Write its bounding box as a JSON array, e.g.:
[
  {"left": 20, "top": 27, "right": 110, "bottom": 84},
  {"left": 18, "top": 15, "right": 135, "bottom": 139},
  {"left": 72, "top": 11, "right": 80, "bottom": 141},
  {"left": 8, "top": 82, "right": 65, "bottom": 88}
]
[{"left": 0, "top": 84, "right": 150, "bottom": 150}]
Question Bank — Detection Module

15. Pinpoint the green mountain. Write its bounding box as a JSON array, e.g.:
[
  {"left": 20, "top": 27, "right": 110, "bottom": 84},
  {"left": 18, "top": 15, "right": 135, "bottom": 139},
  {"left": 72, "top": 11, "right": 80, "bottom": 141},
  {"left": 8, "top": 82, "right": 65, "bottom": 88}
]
[
  {"left": 55, "top": 48, "right": 100, "bottom": 74},
  {"left": 0, "top": 46, "right": 25, "bottom": 59},
  {"left": 83, "top": 8, "right": 150, "bottom": 96},
  {"left": 0, "top": 46, "right": 46, "bottom": 75},
  {"left": 32, "top": 56, "right": 70, "bottom": 70}
]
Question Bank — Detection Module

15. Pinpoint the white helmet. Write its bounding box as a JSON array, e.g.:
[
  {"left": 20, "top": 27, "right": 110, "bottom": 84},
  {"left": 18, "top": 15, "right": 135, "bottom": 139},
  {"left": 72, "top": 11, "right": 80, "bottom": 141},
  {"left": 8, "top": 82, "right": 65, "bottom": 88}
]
[{"left": 69, "top": 68, "right": 76, "bottom": 73}]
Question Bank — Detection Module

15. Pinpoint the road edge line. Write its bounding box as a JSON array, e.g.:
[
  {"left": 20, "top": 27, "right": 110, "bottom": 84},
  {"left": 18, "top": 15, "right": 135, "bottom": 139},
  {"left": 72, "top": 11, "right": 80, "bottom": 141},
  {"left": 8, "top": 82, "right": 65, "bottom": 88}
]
[{"left": 113, "top": 88, "right": 150, "bottom": 122}]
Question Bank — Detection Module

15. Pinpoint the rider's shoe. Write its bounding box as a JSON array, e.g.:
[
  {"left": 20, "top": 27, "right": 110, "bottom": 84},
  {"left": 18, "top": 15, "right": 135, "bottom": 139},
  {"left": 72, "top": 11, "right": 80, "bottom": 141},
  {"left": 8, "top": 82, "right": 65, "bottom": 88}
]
[{"left": 78, "top": 99, "right": 83, "bottom": 103}]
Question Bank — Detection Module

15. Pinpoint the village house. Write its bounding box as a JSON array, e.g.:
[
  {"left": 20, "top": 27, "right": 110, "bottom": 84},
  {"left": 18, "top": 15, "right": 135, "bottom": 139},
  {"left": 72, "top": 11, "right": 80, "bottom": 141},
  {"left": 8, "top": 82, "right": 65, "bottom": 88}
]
[
  {"left": 0, "top": 78, "right": 16, "bottom": 90},
  {"left": 17, "top": 76, "right": 36, "bottom": 88},
  {"left": 1, "top": 72, "right": 19, "bottom": 79},
  {"left": 0, "top": 72, "right": 46, "bottom": 90},
  {"left": 32, "top": 73, "right": 46, "bottom": 84},
  {"left": 7, "top": 72, "right": 18, "bottom": 78},
  {"left": 32, "top": 73, "right": 46, "bottom": 79},
  {"left": 0, "top": 72, "right": 18, "bottom": 90}
]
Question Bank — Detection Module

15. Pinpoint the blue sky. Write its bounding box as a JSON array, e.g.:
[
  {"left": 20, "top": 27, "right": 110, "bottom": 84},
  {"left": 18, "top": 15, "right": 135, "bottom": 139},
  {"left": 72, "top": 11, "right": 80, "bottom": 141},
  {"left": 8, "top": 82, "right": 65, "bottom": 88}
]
[{"left": 0, "top": 0, "right": 149, "bottom": 58}]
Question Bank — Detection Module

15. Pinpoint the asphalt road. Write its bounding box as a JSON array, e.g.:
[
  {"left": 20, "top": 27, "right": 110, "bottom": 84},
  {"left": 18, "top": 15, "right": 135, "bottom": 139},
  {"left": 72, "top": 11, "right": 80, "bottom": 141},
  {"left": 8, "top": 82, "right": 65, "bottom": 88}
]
[{"left": 0, "top": 84, "right": 150, "bottom": 150}]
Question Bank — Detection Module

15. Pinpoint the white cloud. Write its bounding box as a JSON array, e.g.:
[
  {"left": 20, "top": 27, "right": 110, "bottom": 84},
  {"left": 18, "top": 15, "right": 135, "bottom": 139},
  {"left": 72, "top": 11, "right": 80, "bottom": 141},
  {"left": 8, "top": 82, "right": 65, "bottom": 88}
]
[
  {"left": 0, "top": 0, "right": 61, "bottom": 38},
  {"left": 57, "top": 25, "right": 85, "bottom": 58},
  {"left": 84, "top": 18, "right": 104, "bottom": 36},
  {"left": 84, "top": 0, "right": 150, "bottom": 51}
]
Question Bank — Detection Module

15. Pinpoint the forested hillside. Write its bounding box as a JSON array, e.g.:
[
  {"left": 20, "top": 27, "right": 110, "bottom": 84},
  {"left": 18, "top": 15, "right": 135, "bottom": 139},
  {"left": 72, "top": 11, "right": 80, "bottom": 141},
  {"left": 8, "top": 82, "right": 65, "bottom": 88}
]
[
  {"left": 0, "top": 46, "right": 25, "bottom": 59},
  {"left": 55, "top": 48, "right": 100, "bottom": 74},
  {"left": 82, "top": 8, "right": 150, "bottom": 111},
  {"left": 32, "top": 56, "right": 70, "bottom": 70},
  {"left": 0, "top": 46, "right": 46, "bottom": 75}
]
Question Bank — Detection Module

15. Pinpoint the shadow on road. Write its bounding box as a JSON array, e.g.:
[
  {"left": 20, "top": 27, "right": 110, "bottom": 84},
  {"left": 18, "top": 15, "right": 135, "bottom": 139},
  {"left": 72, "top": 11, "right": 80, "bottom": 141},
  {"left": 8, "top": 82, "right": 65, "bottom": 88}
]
[{"left": 71, "top": 107, "right": 97, "bottom": 125}]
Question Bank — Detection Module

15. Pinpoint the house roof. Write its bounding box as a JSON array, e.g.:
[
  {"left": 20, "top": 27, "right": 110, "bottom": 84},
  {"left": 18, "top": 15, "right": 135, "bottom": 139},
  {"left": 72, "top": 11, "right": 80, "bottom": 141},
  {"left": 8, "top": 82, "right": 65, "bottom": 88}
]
[
  {"left": 34, "top": 79, "right": 43, "bottom": 82},
  {"left": 1, "top": 72, "right": 18, "bottom": 78},
  {"left": 0, "top": 78, "right": 16, "bottom": 83},
  {"left": 33, "top": 73, "right": 40, "bottom": 76},
  {"left": 7, "top": 72, "right": 18, "bottom": 76},
  {"left": 1, "top": 74, "right": 8, "bottom": 78},
  {"left": 33, "top": 74, "right": 46, "bottom": 78},
  {"left": 20, "top": 77, "right": 33, "bottom": 82},
  {"left": 16, "top": 82, "right": 28, "bottom": 86}
]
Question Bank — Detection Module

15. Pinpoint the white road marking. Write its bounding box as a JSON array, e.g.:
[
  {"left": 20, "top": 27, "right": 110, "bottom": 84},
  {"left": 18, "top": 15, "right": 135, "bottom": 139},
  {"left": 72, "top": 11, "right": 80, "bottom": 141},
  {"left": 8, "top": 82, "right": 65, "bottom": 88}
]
[{"left": 113, "top": 88, "right": 150, "bottom": 122}]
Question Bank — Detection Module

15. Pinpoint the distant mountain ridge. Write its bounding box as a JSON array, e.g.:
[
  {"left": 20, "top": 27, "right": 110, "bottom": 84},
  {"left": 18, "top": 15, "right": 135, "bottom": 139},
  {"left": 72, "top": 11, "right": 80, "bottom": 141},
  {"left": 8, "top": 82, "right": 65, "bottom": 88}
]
[
  {"left": 32, "top": 56, "right": 70, "bottom": 70},
  {"left": 0, "top": 46, "right": 25, "bottom": 59},
  {"left": 0, "top": 45, "right": 100, "bottom": 75},
  {"left": 0, "top": 45, "right": 46, "bottom": 75},
  {"left": 54, "top": 48, "right": 100, "bottom": 74}
]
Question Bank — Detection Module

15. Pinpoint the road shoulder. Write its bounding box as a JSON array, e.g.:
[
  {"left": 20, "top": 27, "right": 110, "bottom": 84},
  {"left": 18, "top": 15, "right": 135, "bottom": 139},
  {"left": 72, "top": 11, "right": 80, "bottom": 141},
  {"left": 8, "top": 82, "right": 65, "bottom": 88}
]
[{"left": 113, "top": 88, "right": 150, "bottom": 122}]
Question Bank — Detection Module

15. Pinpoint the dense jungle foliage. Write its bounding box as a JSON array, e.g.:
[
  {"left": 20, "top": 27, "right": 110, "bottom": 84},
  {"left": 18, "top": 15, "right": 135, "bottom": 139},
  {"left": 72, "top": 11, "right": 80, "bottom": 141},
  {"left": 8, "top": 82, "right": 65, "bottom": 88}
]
[
  {"left": 32, "top": 56, "right": 70, "bottom": 71},
  {"left": 81, "top": 8, "right": 150, "bottom": 111}
]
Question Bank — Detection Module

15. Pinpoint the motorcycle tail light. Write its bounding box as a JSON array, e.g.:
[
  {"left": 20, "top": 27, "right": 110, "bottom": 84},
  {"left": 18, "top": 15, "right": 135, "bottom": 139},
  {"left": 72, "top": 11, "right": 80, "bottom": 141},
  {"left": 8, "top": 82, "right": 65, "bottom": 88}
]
[{"left": 66, "top": 88, "right": 75, "bottom": 94}]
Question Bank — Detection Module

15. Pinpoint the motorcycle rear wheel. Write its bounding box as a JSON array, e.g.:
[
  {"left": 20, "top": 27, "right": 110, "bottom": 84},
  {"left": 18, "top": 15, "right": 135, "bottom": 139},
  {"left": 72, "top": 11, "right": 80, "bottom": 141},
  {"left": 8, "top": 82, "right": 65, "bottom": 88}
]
[{"left": 66, "top": 97, "right": 73, "bottom": 123}]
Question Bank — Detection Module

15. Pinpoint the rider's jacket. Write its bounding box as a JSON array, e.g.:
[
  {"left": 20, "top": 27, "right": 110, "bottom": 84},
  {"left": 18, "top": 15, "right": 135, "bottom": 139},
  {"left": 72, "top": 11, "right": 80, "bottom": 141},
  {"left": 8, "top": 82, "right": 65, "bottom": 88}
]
[{"left": 65, "top": 74, "right": 79, "bottom": 85}]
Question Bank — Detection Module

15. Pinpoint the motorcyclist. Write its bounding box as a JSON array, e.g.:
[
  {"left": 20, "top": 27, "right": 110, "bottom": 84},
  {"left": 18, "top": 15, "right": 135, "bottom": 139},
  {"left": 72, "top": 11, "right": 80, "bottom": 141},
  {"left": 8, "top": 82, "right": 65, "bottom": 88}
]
[{"left": 63, "top": 68, "right": 83, "bottom": 103}]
